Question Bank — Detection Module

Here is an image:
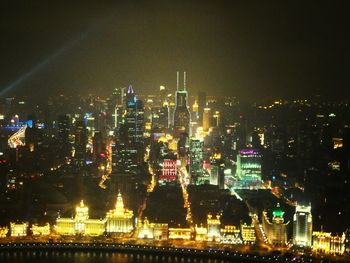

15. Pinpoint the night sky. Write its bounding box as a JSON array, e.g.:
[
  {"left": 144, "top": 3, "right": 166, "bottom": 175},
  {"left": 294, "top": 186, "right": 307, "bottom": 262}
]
[{"left": 0, "top": 0, "right": 348, "bottom": 101}]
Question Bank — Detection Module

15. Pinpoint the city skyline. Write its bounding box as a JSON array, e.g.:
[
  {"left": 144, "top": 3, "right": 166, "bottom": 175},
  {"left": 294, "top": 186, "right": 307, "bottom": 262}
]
[{"left": 0, "top": 1, "right": 349, "bottom": 101}]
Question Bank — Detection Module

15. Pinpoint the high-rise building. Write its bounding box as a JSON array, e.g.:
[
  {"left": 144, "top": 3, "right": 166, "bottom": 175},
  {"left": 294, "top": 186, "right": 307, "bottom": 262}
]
[
  {"left": 74, "top": 119, "right": 87, "bottom": 166},
  {"left": 189, "top": 139, "right": 203, "bottom": 184},
  {"left": 293, "top": 204, "right": 312, "bottom": 247},
  {"left": 202, "top": 107, "right": 211, "bottom": 132},
  {"left": 197, "top": 91, "right": 206, "bottom": 126},
  {"left": 93, "top": 131, "right": 104, "bottom": 160},
  {"left": 235, "top": 149, "right": 262, "bottom": 189},
  {"left": 125, "top": 85, "right": 144, "bottom": 143},
  {"left": 173, "top": 72, "right": 190, "bottom": 138},
  {"left": 57, "top": 114, "right": 70, "bottom": 144}
]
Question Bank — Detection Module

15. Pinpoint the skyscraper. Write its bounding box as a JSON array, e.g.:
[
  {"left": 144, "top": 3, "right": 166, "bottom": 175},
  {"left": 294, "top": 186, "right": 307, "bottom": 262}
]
[
  {"left": 202, "top": 107, "right": 211, "bottom": 132},
  {"left": 235, "top": 149, "right": 262, "bottom": 189},
  {"left": 173, "top": 72, "right": 190, "bottom": 138},
  {"left": 125, "top": 85, "right": 144, "bottom": 143},
  {"left": 293, "top": 204, "right": 312, "bottom": 247},
  {"left": 189, "top": 138, "right": 203, "bottom": 184},
  {"left": 74, "top": 119, "right": 87, "bottom": 166},
  {"left": 197, "top": 91, "right": 207, "bottom": 126}
]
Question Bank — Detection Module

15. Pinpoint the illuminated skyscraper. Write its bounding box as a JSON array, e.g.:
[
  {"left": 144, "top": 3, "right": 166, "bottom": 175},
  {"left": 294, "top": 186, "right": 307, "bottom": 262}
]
[
  {"left": 235, "top": 149, "right": 262, "bottom": 189},
  {"left": 202, "top": 107, "right": 211, "bottom": 132},
  {"left": 189, "top": 138, "right": 203, "bottom": 184},
  {"left": 125, "top": 85, "right": 144, "bottom": 143},
  {"left": 293, "top": 204, "right": 312, "bottom": 247},
  {"left": 112, "top": 87, "right": 126, "bottom": 130},
  {"left": 197, "top": 91, "right": 206, "bottom": 126},
  {"left": 173, "top": 72, "right": 190, "bottom": 138}
]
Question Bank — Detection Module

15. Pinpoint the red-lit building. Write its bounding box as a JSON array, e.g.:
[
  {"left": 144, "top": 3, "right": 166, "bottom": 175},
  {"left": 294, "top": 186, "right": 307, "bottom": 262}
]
[{"left": 159, "top": 159, "right": 178, "bottom": 184}]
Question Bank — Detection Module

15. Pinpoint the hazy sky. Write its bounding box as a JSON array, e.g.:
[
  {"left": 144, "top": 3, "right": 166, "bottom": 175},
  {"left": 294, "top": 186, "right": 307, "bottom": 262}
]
[{"left": 0, "top": 0, "right": 348, "bottom": 101}]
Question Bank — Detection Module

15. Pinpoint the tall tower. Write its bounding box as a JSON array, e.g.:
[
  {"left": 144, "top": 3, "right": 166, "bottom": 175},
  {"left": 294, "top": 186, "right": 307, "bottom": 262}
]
[
  {"left": 293, "top": 204, "right": 312, "bottom": 247},
  {"left": 173, "top": 72, "right": 190, "bottom": 138},
  {"left": 125, "top": 85, "right": 144, "bottom": 143}
]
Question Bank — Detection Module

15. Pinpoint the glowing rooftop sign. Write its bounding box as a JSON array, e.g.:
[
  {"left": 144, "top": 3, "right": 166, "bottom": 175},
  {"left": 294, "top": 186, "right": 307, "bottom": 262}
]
[{"left": 239, "top": 149, "right": 260, "bottom": 155}]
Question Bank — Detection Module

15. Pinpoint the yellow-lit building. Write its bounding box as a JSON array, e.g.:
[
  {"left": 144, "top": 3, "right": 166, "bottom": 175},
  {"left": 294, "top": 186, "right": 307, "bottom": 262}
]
[
  {"left": 31, "top": 223, "right": 50, "bottom": 235},
  {"left": 220, "top": 225, "right": 242, "bottom": 244},
  {"left": 240, "top": 222, "right": 256, "bottom": 244},
  {"left": 313, "top": 231, "right": 345, "bottom": 255},
  {"left": 10, "top": 222, "right": 27, "bottom": 237},
  {"left": 153, "top": 223, "right": 168, "bottom": 240},
  {"left": 195, "top": 224, "right": 208, "bottom": 241},
  {"left": 207, "top": 213, "right": 221, "bottom": 241},
  {"left": 106, "top": 192, "right": 134, "bottom": 233},
  {"left": 0, "top": 227, "right": 9, "bottom": 238},
  {"left": 169, "top": 228, "right": 191, "bottom": 240},
  {"left": 137, "top": 218, "right": 154, "bottom": 239},
  {"left": 262, "top": 204, "right": 289, "bottom": 246},
  {"left": 56, "top": 200, "right": 106, "bottom": 236}
]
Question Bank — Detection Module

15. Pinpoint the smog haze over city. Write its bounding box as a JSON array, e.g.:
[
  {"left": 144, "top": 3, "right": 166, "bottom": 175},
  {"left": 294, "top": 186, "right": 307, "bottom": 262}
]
[
  {"left": 0, "top": 1, "right": 350, "bottom": 263},
  {"left": 0, "top": 0, "right": 348, "bottom": 101}
]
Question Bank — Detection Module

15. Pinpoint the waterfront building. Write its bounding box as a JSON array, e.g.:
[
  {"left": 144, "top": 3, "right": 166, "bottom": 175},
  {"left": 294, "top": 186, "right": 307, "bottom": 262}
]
[
  {"left": 0, "top": 227, "right": 9, "bottom": 237},
  {"left": 106, "top": 192, "right": 134, "bottom": 233},
  {"left": 56, "top": 200, "right": 106, "bottom": 236},
  {"left": 10, "top": 222, "right": 27, "bottom": 237},
  {"left": 293, "top": 204, "right": 312, "bottom": 247},
  {"left": 262, "top": 204, "right": 289, "bottom": 246},
  {"left": 312, "top": 231, "right": 345, "bottom": 255},
  {"left": 207, "top": 213, "right": 221, "bottom": 242},
  {"left": 137, "top": 218, "right": 154, "bottom": 239},
  {"left": 220, "top": 225, "right": 242, "bottom": 244},
  {"left": 240, "top": 222, "right": 256, "bottom": 244},
  {"left": 137, "top": 218, "right": 169, "bottom": 240},
  {"left": 31, "top": 223, "right": 50, "bottom": 235},
  {"left": 168, "top": 227, "right": 191, "bottom": 240},
  {"left": 195, "top": 224, "right": 208, "bottom": 241}
]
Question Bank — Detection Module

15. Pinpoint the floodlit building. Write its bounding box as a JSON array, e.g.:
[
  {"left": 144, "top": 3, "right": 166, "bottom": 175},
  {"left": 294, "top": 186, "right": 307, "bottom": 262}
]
[
  {"left": 0, "top": 227, "right": 9, "bottom": 237},
  {"left": 137, "top": 218, "right": 154, "bottom": 239},
  {"left": 195, "top": 224, "right": 208, "bottom": 241},
  {"left": 56, "top": 200, "right": 106, "bottom": 236},
  {"left": 207, "top": 213, "right": 221, "bottom": 241},
  {"left": 312, "top": 231, "right": 345, "bottom": 255},
  {"left": 262, "top": 204, "right": 289, "bottom": 246},
  {"left": 240, "top": 222, "right": 256, "bottom": 244},
  {"left": 10, "top": 222, "right": 27, "bottom": 237},
  {"left": 220, "top": 225, "right": 242, "bottom": 244},
  {"left": 293, "top": 204, "right": 312, "bottom": 247},
  {"left": 168, "top": 227, "right": 191, "bottom": 240},
  {"left": 31, "top": 223, "right": 50, "bottom": 235},
  {"left": 137, "top": 218, "right": 168, "bottom": 240},
  {"left": 106, "top": 192, "right": 134, "bottom": 233}
]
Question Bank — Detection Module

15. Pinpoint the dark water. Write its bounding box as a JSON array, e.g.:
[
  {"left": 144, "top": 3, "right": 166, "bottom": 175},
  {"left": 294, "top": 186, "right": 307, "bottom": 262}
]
[{"left": 0, "top": 251, "right": 233, "bottom": 263}]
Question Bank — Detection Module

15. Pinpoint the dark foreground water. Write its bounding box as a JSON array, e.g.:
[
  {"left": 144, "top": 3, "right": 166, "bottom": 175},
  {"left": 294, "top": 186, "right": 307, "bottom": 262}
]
[{"left": 0, "top": 251, "right": 235, "bottom": 263}]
